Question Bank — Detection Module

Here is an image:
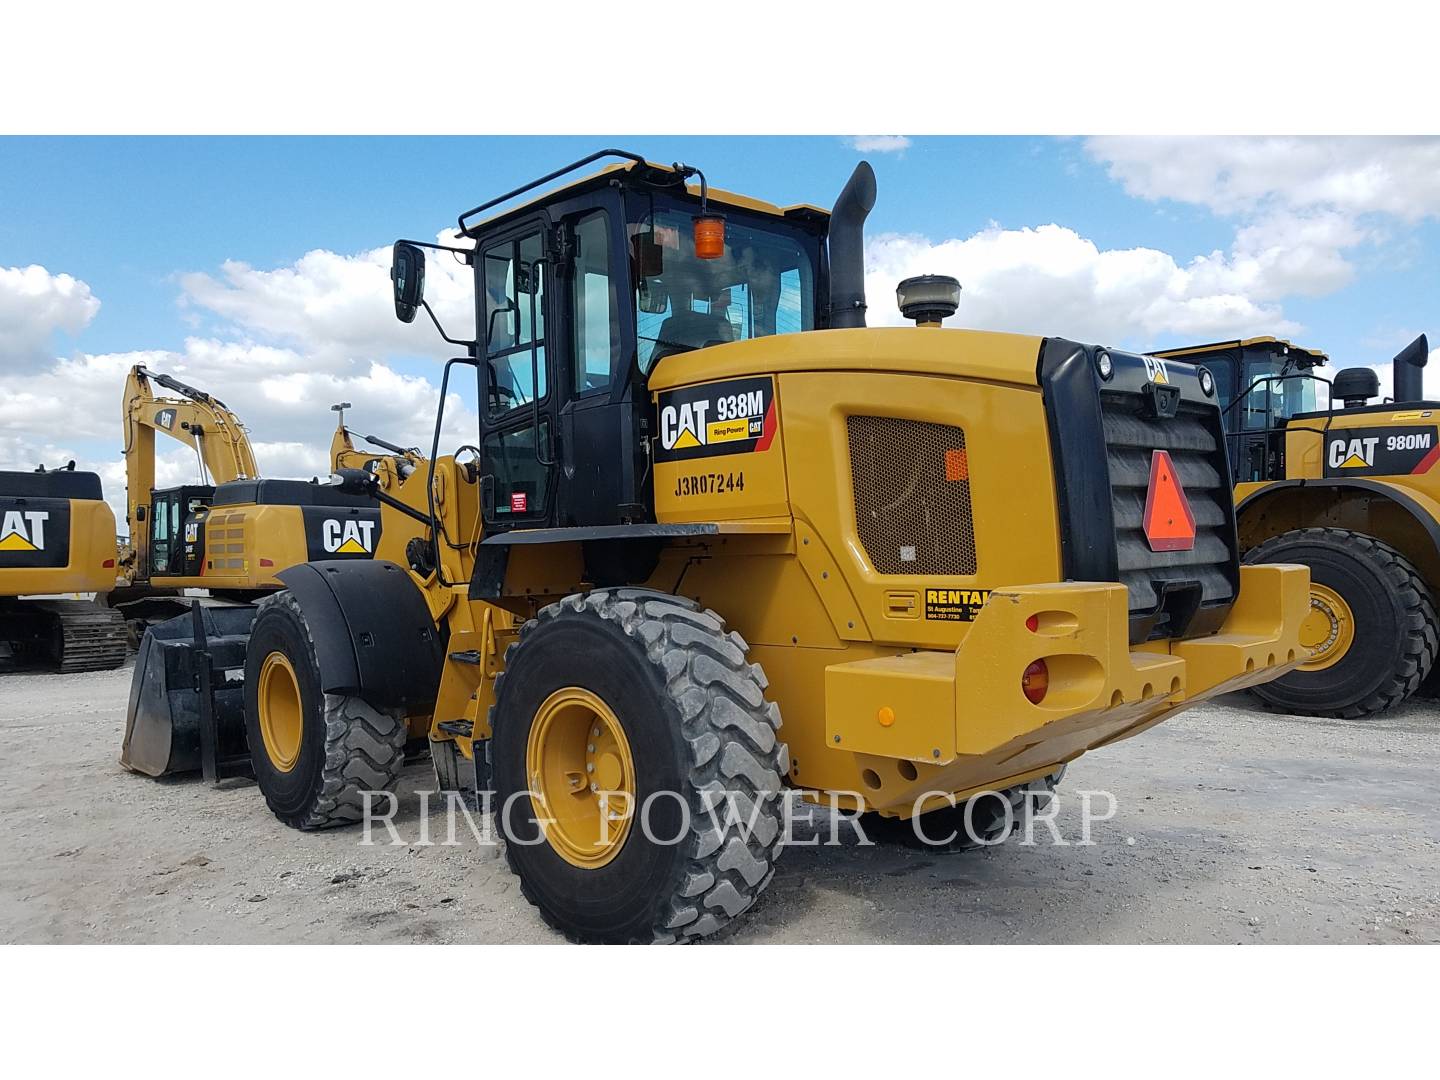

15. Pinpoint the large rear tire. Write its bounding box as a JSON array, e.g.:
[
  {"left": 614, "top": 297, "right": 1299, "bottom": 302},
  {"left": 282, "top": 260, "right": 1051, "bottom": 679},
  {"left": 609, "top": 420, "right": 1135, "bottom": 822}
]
[
  {"left": 243, "top": 590, "right": 407, "bottom": 830},
  {"left": 1245, "top": 528, "right": 1437, "bottom": 718},
  {"left": 491, "top": 588, "right": 788, "bottom": 944}
]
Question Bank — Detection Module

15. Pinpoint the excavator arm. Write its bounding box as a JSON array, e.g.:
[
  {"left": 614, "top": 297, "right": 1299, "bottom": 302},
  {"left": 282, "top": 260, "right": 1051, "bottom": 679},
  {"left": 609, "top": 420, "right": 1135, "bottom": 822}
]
[{"left": 120, "top": 365, "right": 259, "bottom": 582}]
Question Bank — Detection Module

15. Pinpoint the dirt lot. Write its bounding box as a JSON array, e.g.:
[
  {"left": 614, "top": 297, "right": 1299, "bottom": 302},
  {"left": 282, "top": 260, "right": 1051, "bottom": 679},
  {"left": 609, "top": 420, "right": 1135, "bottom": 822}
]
[{"left": 2, "top": 660, "right": 1437, "bottom": 944}]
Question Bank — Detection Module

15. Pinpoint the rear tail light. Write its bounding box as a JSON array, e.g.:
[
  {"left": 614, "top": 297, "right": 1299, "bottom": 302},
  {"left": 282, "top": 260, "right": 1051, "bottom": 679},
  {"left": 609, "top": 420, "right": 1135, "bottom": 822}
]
[
  {"left": 1022, "top": 659, "right": 1049, "bottom": 704},
  {"left": 259, "top": 558, "right": 275, "bottom": 567},
  {"left": 102, "top": 558, "right": 115, "bottom": 568}
]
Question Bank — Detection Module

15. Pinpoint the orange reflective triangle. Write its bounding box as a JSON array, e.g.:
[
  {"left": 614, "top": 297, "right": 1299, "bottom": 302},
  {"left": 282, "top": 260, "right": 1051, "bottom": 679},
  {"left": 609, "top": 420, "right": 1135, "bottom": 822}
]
[{"left": 1142, "top": 449, "right": 1196, "bottom": 552}]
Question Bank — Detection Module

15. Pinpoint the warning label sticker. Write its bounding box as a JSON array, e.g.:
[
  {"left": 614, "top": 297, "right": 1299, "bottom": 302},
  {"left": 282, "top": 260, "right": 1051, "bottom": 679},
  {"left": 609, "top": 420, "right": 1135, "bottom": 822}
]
[{"left": 924, "top": 587, "right": 990, "bottom": 622}]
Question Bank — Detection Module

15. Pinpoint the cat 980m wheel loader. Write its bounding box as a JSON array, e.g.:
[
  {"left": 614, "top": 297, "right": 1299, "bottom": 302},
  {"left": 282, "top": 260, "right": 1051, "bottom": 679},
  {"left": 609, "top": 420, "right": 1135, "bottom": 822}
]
[
  {"left": 134, "top": 150, "right": 1310, "bottom": 942},
  {"left": 1157, "top": 334, "right": 1440, "bottom": 718}
]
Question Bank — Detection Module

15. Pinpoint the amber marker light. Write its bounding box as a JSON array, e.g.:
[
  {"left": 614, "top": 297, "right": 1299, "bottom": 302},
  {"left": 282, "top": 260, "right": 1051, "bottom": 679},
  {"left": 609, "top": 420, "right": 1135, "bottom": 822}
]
[{"left": 693, "top": 214, "right": 726, "bottom": 259}]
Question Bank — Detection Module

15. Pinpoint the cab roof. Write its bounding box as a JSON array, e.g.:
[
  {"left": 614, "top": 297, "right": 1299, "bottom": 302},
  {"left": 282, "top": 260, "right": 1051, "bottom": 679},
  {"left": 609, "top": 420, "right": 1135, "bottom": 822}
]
[
  {"left": 460, "top": 159, "right": 830, "bottom": 236},
  {"left": 1154, "top": 336, "right": 1330, "bottom": 366}
]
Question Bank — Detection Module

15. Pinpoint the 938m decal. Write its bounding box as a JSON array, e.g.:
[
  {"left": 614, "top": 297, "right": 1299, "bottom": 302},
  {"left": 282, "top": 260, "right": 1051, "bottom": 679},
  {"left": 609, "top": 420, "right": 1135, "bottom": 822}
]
[{"left": 655, "top": 376, "right": 777, "bottom": 462}]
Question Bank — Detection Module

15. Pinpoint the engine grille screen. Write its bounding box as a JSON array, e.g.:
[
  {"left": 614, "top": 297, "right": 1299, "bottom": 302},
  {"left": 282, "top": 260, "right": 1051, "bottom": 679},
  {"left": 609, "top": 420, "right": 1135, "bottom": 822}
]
[{"left": 847, "top": 415, "right": 977, "bottom": 576}]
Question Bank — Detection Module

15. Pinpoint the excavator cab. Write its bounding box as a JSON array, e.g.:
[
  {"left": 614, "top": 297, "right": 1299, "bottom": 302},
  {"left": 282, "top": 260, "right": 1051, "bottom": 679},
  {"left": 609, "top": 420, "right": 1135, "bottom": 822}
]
[{"left": 145, "top": 485, "right": 214, "bottom": 579}]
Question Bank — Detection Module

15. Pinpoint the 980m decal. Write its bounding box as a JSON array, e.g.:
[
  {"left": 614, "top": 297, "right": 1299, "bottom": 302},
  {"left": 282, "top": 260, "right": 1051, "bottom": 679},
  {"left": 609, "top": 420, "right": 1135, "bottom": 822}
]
[
  {"left": 1323, "top": 425, "right": 1440, "bottom": 477},
  {"left": 655, "top": 376, "right": 776, "bottom": 462}
]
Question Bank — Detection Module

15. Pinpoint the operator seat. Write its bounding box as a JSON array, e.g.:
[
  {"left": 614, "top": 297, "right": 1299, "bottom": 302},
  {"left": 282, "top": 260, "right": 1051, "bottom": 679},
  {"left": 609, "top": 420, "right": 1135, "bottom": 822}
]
[{"left": 648, "top": 308, "right": 735, "bottom": 364}]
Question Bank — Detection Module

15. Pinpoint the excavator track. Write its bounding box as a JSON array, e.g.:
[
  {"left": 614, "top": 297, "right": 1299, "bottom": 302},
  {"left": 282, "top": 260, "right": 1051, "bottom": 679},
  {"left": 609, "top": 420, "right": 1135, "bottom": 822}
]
[{"left": 36, "top": 600, "right": 130, "bottom": 673}]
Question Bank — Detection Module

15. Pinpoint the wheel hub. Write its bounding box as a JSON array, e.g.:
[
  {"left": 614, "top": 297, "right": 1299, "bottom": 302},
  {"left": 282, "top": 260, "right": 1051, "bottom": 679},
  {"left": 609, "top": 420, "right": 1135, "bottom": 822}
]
[
  {"left": 1297, "top": 583, "right": 1355, "bottom": 672},
  {"left": 257, "top": 651, "right": 303, "bottom": 772},
  {"left": 525, "top": 687, "right": 636, "bottom": 868}
]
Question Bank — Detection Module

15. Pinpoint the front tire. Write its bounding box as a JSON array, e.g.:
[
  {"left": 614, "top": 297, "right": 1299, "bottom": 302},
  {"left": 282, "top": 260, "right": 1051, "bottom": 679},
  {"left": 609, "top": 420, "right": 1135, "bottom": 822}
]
[
  {"left": 243, "top": 590, "right": 407, "bottom": 830},
  {"left": 1245, "top": 528, "right": 1437, "bottom": 718},
  {"left": 491, "top": 589, "right": 788, "bottom": 944}
]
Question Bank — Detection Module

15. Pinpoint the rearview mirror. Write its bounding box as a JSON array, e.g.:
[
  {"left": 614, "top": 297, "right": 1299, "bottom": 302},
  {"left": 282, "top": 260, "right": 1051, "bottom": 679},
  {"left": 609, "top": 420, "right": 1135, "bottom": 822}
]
[{"left": 391, "top": 241, "right": 426, "bottom": 324}]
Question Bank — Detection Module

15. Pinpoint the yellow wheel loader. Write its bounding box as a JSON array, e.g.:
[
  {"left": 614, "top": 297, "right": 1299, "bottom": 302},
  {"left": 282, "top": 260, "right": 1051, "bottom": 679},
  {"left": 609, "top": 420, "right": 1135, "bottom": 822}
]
[
  {"left": 165, "top": 150, "right": 1305, "bottom": 942},
  {"left": 1157, "top": 335, "right": 1439, "bottom": 718},
  {"left": 0, "top": 463, "right": 128, "bottom": 672},
  {"left": 119, "top": 367, "right": 383, "bottom": 778}
]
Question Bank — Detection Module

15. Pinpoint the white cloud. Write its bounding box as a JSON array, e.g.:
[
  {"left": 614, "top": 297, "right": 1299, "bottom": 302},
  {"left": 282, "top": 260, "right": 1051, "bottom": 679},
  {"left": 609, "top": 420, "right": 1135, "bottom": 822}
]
[
  {"left": 1086, "top": 137, "right": 1440, "bottom": 220},
  {"left": 0, "top": 264, "right": 101, "bottom": 366},
  {"left": 176, "top": 231, "right": 476, "bottom": 363},
  {"left": 1085, "top": 137, "right": 1440, "bottom": 308},
  {"left": 848, "top": 135, "right": 911, "bottom": 154},
  {"left": 864, "top": 224, "right": 1297, "bottom": 346}
]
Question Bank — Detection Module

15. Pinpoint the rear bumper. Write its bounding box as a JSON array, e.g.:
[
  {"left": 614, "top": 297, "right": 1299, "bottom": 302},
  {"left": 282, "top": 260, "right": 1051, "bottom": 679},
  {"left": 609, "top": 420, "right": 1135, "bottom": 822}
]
[{"left": 824, "top": 563, "right": 1309, "bottom": 814}]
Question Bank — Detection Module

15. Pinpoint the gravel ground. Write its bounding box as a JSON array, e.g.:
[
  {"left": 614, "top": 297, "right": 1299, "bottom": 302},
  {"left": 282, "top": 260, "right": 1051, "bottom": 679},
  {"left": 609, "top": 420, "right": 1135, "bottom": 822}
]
[{"left": 2, "top": 660, "right": 1436, "bottom": 944}]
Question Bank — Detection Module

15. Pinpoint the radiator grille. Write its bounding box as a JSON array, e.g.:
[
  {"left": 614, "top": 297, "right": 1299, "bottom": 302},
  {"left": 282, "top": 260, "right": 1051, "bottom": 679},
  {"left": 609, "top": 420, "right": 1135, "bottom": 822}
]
[
  {"left": 847, "top": 415, "right": 977, "bottom": 576},
  {"left": 1101, "top": 394, "right": 1237, "bottom": 631}
]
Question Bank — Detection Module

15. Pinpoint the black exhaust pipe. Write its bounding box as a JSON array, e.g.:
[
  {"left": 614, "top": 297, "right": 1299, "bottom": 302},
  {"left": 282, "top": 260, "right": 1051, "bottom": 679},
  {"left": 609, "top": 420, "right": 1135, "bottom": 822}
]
[
  {"left": 828, "top": 161, "right": 877, "bottom": 329},
  {"left": 1393, "top": 334, "right": 1429, "bottom": 403}
]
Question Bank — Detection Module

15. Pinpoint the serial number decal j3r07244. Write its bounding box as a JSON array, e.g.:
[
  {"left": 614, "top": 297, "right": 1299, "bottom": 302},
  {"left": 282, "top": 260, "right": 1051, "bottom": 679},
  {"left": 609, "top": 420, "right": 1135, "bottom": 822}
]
[
  {"left": 655, "top": 376, "right": 777, "bottom": 462},
  {"left": 674, "top": 471, "right": 745, "bottom": 497}
]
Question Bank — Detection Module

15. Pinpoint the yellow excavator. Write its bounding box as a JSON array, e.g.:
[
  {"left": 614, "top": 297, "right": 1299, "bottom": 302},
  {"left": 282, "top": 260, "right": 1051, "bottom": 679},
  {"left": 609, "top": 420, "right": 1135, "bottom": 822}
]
[
  {"left": 0, "top": 461, "right": 128, "bottom": 672},
  {"left": 117, "top": 366, "right": 382, "bottom": 600},
  {"left": 119, "top": 369, "right": 382, "bottom": 777}
]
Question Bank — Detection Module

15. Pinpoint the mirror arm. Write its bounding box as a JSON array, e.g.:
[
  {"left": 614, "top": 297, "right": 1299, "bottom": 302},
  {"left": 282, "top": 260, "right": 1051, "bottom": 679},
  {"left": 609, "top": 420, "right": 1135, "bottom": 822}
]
[
  {"left": 420, "top": 299, "right": 475, "bottom": 350},
  {"left": 397, "top": 238, "right": 474, "bottom": 265}
]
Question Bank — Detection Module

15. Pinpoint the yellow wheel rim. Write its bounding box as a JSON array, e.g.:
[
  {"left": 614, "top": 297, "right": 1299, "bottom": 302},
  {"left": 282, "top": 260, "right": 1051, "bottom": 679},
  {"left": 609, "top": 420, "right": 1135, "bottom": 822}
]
[
  {"left": 1297, "top": 583, "right": 1355, "bottom": 672},
  {"left": 525, "top": 687, "right": 636, "bottom": 869},
  {"left": 257, "top": 652, "right": 304, "bottom": 772}
]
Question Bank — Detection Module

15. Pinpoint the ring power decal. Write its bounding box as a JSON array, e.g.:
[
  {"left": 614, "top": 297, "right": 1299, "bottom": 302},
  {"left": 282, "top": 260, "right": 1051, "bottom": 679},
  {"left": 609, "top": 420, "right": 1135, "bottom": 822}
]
[
  {"left": 655, "top": 376, "right": 777, "bottom": 462},
  {"left": 924, "top": 587, "right": 990, "bottom": 622},
  {"left": 1323, "top": 425, "right": 1440, "bottom": 477}
]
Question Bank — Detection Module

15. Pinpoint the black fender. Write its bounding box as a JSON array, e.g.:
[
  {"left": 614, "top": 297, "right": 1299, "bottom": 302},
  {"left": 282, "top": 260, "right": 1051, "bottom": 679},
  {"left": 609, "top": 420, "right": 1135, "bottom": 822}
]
[
  {"left": 469, "top": 522, "right": 720, "bottom": 599},
  {"left": 1236, "top": 478, "right": 1440, "bottom": 565},
  {"left": 276, "top": 560, "right": 442, "bottom": 711}
]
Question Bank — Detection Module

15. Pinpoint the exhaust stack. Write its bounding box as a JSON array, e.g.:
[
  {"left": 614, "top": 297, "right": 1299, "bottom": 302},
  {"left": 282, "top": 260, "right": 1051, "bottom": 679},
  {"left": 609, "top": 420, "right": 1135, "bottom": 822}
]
[
  {"left": 828, "top": 161, "right": 877, "bottom": 329},
  {"left": 1393, "top": 334, "right": 1429, "bottom": 403}
]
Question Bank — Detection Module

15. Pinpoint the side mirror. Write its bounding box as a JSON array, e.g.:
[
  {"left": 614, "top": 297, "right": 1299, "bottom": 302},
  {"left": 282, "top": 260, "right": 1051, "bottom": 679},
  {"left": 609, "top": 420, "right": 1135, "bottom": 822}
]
[{"left": 391, "top": 241, "right": 426, "bottom": 324}]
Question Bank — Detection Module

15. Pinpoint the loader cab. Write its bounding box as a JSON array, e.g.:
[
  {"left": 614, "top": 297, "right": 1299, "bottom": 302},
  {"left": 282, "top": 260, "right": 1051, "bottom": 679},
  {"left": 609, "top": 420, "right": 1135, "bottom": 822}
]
[
  {"left": 147, "top": 484, "right": 213, "bottom": 579},
  {"left": 1155, "top": 338, "right": 1326, "bottom": 484},
  {"left": 397, "top": 156, "right": 828, "bottom": 534}
]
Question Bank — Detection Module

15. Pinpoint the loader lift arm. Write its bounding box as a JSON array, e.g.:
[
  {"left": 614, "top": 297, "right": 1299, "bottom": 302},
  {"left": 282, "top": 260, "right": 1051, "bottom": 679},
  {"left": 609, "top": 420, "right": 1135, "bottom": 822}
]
[{"left": 120, "top": 365, "right": 260, "bottom": 582}]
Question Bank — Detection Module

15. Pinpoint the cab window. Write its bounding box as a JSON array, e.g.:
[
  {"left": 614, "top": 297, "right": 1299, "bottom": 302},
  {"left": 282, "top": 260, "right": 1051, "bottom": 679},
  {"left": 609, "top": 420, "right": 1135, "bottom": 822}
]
[
  {"left": 572, "top": 212, "right": 619, "bottom": 395},
  {"left": 629, "top": 207, "right": 815, "bottom": 372},
  {"left": 483, "top": 231, "right": 547, "bottom": 415}
]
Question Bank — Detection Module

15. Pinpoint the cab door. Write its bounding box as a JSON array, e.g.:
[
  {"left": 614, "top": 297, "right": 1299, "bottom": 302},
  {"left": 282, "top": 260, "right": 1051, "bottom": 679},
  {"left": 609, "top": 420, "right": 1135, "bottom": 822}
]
[
  {"left": 478, "top": 218, "right": 555, "bottom": 529},
  {"left": 148, "top": 489, "right": 181, "bottom": 578}
]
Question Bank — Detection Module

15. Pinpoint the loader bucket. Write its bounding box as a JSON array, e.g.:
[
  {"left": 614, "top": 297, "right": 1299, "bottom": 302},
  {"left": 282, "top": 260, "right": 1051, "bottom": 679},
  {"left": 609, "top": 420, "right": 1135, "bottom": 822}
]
[{"left": 121, "top": 603, "right": 258, "bottom": 777}]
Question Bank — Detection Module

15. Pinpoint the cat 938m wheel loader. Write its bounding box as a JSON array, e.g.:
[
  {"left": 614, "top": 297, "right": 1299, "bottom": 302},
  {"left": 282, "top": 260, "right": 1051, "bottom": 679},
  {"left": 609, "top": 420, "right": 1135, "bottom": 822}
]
[{"left": 164, "top": 151, "right": 1310, "bottom": 943}]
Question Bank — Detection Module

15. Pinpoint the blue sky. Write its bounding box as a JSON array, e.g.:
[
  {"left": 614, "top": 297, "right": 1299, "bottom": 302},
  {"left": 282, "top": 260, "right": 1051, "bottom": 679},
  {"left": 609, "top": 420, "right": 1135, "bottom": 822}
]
[{"left": 2, "top": 135, "right": 1438, "bottom": 519}]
